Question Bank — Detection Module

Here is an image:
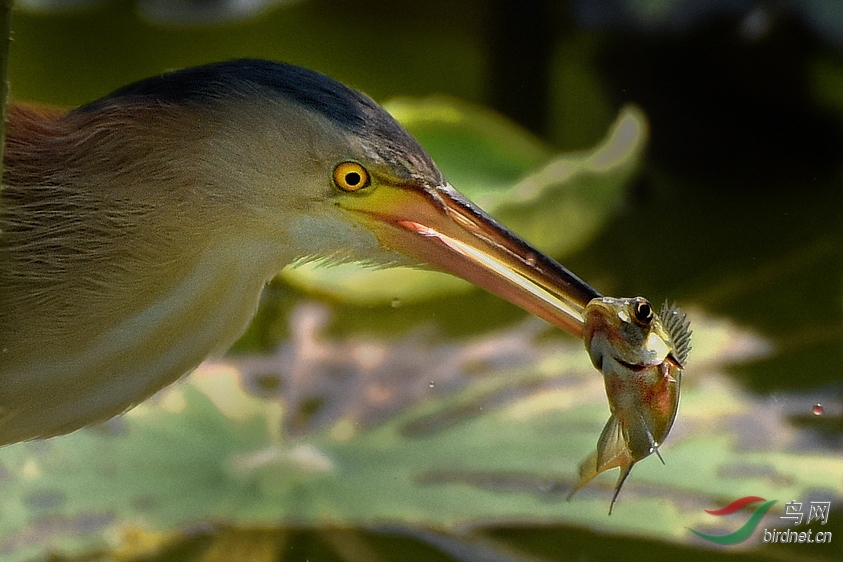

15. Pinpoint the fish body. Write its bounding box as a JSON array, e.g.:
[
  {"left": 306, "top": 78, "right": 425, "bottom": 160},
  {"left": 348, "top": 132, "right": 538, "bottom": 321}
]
[{"left": 569, "top": 297, "right": 691, "bottom": 513}]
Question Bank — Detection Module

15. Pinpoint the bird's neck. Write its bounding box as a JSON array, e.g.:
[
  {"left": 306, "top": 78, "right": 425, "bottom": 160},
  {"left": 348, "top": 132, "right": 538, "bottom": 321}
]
[
  {"left": 0, "top": 103, "right": 290, "bottom": 443},
  {"left": 0, "top": 235, "right": 282, "bottom": 443}
]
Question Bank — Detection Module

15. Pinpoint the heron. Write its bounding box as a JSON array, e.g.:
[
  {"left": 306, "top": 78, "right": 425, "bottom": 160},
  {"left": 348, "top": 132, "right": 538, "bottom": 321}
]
[{"left": 0, "top": 58, "right": 601, "bottom": 446}]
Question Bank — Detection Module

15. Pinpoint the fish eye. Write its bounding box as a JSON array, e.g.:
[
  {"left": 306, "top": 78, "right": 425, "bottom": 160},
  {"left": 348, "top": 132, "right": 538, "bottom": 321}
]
[
  {"left": 633, "top": 299, "right": 653, "bottom": 324},
  {"left": 333, "top": 162, "right": 371, "bottom": 192}
]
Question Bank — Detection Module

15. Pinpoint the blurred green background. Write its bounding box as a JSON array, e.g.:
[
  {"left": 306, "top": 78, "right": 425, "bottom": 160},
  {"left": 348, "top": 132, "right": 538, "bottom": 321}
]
[{"left": 2, "top": 1, "right": 843, "bottom": 561}]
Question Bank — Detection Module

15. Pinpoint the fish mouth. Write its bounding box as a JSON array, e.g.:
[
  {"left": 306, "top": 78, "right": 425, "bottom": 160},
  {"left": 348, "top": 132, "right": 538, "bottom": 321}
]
[
  {"left": 616, "top": 355, "right": 683, "bottom": 371},
  {"left": 616, "top": 359, "right": 649, "bottom": 372}
]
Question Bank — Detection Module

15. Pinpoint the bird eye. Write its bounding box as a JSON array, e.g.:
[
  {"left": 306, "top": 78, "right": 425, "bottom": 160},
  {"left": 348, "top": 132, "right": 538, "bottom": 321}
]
[
  {"left": 633, "top": 298, "right": 653, "bottom": 324},
  {"left": 333, "top": 162, "right": 371, "bottom": 192}
]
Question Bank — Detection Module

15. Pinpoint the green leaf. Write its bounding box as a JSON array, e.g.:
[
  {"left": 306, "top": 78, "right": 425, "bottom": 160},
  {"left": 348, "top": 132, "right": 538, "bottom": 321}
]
[
  {"left": 491, "top": 104, "right": 648, "bottom": 257},
  {"left": 280, "top": 101, "right": 648, "bottom": 306},
  {"left": 385, "top": 96, "right": 554, "bottom": 201}
]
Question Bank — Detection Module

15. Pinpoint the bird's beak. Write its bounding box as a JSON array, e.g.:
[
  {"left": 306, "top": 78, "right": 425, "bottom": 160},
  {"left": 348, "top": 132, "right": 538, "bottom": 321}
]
[{"left": 341, "top": 182, "right": 601, "bottom": 338}]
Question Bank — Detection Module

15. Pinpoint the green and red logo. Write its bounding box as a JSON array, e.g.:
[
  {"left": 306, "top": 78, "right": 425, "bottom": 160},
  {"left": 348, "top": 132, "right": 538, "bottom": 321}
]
[{"left": 688, "top": 496, "right": 778, "bottom": 545}]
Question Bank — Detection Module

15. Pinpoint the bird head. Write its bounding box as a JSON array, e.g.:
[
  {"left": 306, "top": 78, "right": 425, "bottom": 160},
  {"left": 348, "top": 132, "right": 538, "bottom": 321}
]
[
  {"left": 64, "top": 59, "right": 600, "bottom": 334},
  {"left": 97, "top": 59, "right": 601, "bottom": 335}
]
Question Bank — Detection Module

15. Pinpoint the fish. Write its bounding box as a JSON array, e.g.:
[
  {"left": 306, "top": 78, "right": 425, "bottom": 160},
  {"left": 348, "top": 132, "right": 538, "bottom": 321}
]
[{"left": 568, "top": 296, "right": 691, "bottom": 514}]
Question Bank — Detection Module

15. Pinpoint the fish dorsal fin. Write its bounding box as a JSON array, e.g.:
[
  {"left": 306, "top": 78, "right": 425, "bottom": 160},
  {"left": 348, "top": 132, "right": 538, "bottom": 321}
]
[{"left": 659, "top": 301, "right": 692, "bottom": 367}]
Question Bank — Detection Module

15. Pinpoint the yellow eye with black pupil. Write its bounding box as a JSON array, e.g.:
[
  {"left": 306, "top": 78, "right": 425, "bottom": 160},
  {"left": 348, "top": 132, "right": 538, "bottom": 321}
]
[{"left": 333, "top": 162, "right": 370, "bottom": 192}]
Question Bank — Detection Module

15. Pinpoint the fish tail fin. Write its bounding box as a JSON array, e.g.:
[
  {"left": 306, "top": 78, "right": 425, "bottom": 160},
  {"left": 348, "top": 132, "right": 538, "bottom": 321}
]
[
  {"left": 568, "top": 414, "right": 633, "bottom": 503},
  {"left": 566, "top": 450, "right": 599, "bottom": 501}
]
